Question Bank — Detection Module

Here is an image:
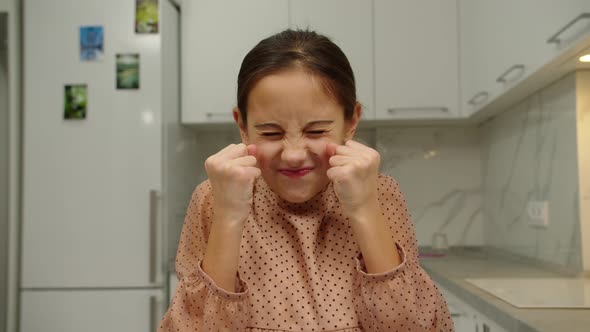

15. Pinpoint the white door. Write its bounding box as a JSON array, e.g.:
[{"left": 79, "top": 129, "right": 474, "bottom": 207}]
[
  {"left": 374, "top": 0, "right": 460, "bottom": 120},
  {"left": 289, "top": 0, "right": 375, "bottom": 119},
  {"left": 20, "top": 290, "right": 165, "bottom": 332},
  {"left": 21, "top": 0, "right": 163, "bottom": 288},
  {"left": 181, "top": 0, "right": 289, "bottom": 124}
]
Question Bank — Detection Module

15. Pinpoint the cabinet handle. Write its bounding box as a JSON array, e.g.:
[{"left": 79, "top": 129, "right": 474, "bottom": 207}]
[
  {"left": 387, "top": 107, "right": 449, "bottom": 114},
  {"left": 149, "top": 296, "right": 158, "bottom": 332},
  {"left": 149, "top": 190, "right": 161, "bottom": 284},
  {"left": 496, "top": 64, "right": 525, "bottom": 83},
  {"left": 547, "top": 13, "right": 590, "bottom": 44},
  {"left": 483, "top": 323, "right": 490, "bottom": 332},
  {"left": 468, "top": 91, "right": 489, "bottom": 106},
  {"left": 205, "top": 112, "right": 233, "bottom": 120}
]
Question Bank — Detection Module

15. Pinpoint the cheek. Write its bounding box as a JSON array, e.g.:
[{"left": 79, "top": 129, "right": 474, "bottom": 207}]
[
  {"left": 307, "top": 139, "right": 331, "bottom": 166},
  {"left": 254, "top": 142, "right": 281, "bottom": 167}
]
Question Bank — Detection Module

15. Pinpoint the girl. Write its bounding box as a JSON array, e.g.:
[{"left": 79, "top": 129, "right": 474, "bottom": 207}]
[{"left": 159, "top": 29, "right": 454, "bottom": 332}]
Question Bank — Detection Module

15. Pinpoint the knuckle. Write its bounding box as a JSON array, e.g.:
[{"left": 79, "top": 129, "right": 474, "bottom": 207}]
[
  {"left": 204, "top": 156, "right": 216, "bottom": 169},
  {"left": 372, "top": 151, "right": 381, "bottom": 163}
]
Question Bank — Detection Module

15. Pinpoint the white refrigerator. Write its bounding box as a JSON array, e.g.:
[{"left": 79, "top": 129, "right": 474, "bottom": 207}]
[{"left": 20, "top": 1, "right": 181, "bottom": 331}]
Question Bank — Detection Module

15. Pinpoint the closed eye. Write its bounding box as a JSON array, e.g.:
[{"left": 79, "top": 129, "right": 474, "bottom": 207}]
[
  {"left": 261, "top": 132, "right": 281, "bottom": 137},
  {"left": 307, "top": 130, "right": 328, "bottom": 135}
]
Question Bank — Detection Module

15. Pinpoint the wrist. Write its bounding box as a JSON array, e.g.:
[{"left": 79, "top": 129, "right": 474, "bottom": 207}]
[
  {"left": 346, "top": 197, "right": 381, "bottom": 224},
  {"left": 213, "top": 205, "right": 249, "bottom": 226}
]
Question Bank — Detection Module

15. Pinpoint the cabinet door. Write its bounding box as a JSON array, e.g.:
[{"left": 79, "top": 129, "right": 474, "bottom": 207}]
[
  {"left": 438, "top": 285, "right": 477, "bottom": 332},
  {"left": 480, "top": 317, "right": 510, "bottom": 332},
  {"left": 459, "top": 0, "right": 590, "bottom": 117},
  {"left": 181, "top": 0, "right": 289, "bottom": 124},
  {"left": 20, "top": 290, "right": 165, "bottom": 332},
  {"left": 374, "top": 0, "right": 460, "bottom": 120},
  {"left": 289, "top": 0, "right": 375, "bottom": 119},
  {"left": 459, "top": 0, "right": 507, "bottom": 117}
]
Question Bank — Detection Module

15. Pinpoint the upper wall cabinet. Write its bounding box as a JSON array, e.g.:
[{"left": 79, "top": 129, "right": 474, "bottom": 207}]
[
  {"left": 289, "top": 0, "right": 375, "bottom": 119},
  {"left": 460, "top": 0, "right": 590, "bottom": 118},
  {"left": 374, "top": 0, "right": 460, "bottom": 120},
  {"left": 181, "top": 0, "right": 289, "bottom": 124}
]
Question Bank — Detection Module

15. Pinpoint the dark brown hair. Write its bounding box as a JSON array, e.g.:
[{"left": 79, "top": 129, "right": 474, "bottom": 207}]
[{"left": 237, "top": 29, "right": 356, "bottom": 125}]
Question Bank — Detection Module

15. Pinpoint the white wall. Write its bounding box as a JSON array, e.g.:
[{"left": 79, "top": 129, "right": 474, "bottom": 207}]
[{"left": 0, "top": 0, "right": 19, "bottom": 331}]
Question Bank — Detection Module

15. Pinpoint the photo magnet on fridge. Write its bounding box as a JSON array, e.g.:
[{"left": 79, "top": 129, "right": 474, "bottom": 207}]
[
  {"left": 135, "top": 0, "right": 159, "bottom": 34},
  {"left": 64, "top": 84, "right": 88, "bottom": 120},
  {"left": 80, "top": 26, "right": 104, "bottom": 61},
  {"left": 116, "top": 54, "right": 140, "bottom": 89}
]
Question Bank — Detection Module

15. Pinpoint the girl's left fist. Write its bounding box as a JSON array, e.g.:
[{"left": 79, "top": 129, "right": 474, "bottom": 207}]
[{"left": 326, "top": 140, "right": 380, "bottom": 216}]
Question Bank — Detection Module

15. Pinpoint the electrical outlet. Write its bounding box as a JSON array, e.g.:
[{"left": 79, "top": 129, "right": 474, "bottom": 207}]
[{"left": 527, "top": 201, "right": 549, "bottom": 228}]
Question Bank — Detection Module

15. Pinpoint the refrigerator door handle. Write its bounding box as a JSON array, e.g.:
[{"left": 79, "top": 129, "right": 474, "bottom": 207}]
[
  {"left": 149, "top": 295, "right": 159, "bottom": 331},
  {"left": 149, "top": 190, "right": 161, "bottom": 285}
]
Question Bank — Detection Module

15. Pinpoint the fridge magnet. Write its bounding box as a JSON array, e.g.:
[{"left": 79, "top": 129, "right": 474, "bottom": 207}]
[
  {"left": 116, "top": 54, "right": 140, "bottom": 89},
  {"left": 64, "top": 84, "right": 88, "bottom": 120},
  {"left": 135, "top": 0, "right": 159, "bottom": 34},
  {"left": 80, "top": 26, "right": 104, "bottom": 61}
]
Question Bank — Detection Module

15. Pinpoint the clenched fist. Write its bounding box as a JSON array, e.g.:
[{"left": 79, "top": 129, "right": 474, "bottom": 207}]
[
  {"left": 204, "top": 143, "right": 261, "bottom": 225},
  {"left": 326, "top": 140, "right": 381, "bottom": 218}
]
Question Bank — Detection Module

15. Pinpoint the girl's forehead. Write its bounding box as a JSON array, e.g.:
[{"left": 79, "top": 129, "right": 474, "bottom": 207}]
[{"left": 247, "top": 72, "right": 344, "bottom": 125}]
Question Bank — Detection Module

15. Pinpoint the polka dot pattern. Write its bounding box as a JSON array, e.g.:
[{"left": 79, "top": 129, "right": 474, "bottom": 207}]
[{"left": 159, "top": 175, "right": 454, "bottom": 331}]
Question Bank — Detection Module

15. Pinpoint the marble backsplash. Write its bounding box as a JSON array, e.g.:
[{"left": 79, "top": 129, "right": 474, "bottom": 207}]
[
  {"left": 168, "top": 125, "right": 485, "bottom": 259},
  {"left": 481, "top": 72, "right": 583, "bottom": 272},
  {"left": 375, "top": 127, "right": 484, "bottom": 248}
]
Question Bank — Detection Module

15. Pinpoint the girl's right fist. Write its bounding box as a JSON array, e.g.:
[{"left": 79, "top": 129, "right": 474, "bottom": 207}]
[{"left": 204, "top": 143, "right": 261, "bottom": 224}]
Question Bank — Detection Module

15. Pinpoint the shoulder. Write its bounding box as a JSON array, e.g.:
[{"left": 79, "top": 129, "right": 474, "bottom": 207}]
[
  {"left": 192, "top": 179, "right": 212, "bottom": 198},
  {"left": 376, "top": 174, "right": 408, "bottom": 202},
  {"left": 377, "top": 174, "right": 401, "bottom": 192},
  {"left": 187, "top": 179, "right": 214, "bottom": 215},
  {"left": 182, "top": 180, "right": 215, "bottom": 234}
]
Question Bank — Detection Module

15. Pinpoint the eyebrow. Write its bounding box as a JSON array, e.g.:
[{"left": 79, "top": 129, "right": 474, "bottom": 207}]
[{"left": 253, "top": 120, "right": 334, "bottom": 130}]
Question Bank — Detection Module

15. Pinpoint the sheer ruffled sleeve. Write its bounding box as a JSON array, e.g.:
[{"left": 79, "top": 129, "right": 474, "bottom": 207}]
[
  {"left": 352, "top": 175, "right": 455, "bottom": 332},
  {"left": 158, "top": 181, "right": 250, "bottom": 332}
]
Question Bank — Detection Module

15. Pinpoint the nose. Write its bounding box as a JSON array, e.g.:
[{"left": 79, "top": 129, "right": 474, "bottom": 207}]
[{"left": 281, "top": 140, "right": 307, "bottom": 167}]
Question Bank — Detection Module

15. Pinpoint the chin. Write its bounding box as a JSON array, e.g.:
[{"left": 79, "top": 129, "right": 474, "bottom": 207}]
[{"left": 279, "top": 190, "right": 315, "bottom": 204}]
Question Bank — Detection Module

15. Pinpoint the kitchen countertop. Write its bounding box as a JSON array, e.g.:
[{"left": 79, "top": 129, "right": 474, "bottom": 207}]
[{"left": 420, "top": 247, "right": 590, "bottom": 332}]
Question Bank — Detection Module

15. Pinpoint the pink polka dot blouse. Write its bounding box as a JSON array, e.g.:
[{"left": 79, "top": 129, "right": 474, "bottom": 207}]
[{"left": 159, "top": 174, "right": 454, "bottom": 331}]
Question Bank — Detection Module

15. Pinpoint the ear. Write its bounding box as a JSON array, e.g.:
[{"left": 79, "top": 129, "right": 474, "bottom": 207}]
[
  {"left": 343, "top": 102, "right": 362, "bottom": 141},
  {"left": 233, "top": 107, "right": 250, "bottom": 144}
]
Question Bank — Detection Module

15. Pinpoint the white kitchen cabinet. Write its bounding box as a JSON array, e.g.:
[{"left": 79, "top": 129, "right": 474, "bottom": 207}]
[
  {"left": 438, "top": 285, "right": 478, "bottom": 331},
  {"left": 288, "top": 0, "right": 375, "bottom": 119},
  {"left": 374, "top": 0, "right": 460, "bottom": 120},
  {"left": 438, "top": 285, "right": 509, "bottom": 332},
  {"left": 181, "top": 0, "right": 289, "bottom": 124},
  {"left": 459, "top": 0, "right": 506, "bottom": 117},
  {"left": 20, "top": 290, "right": 164, "bottom": 332},
  {"left": 479, "top": 316, "right": 509, "bottom": 332},
  {"left": 459, "top": 0, "right": 590, "bottom": 117}
]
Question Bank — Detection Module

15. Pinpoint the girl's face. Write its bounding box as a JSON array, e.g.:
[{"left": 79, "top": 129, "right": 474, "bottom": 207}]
[{"left": 234, "top": 69, "right": 360, "bottom": 203}]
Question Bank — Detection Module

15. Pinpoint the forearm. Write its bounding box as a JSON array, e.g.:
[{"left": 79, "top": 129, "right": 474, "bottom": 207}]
[
  {"left": 349, "top": 200, "right": 402, "bottom": 274},
  {"left": 201, "top": 213, "right": 244, "bottom": 292}
]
